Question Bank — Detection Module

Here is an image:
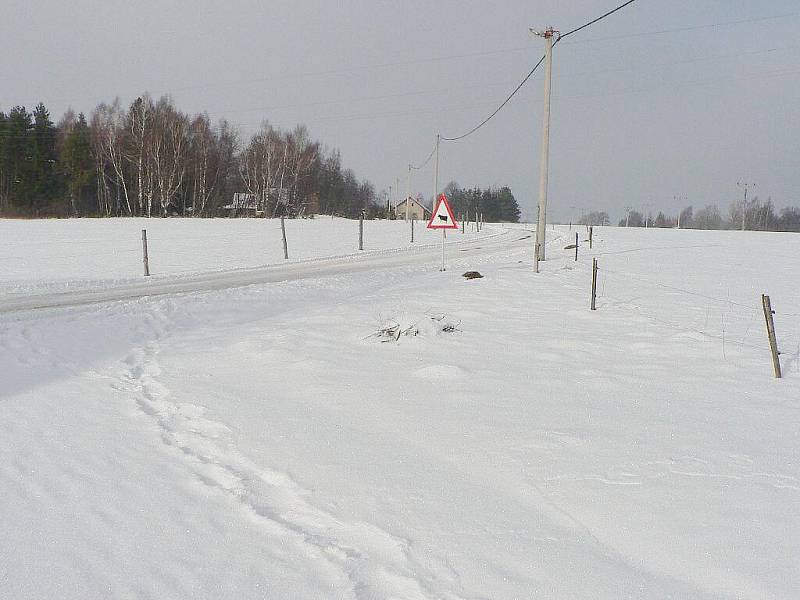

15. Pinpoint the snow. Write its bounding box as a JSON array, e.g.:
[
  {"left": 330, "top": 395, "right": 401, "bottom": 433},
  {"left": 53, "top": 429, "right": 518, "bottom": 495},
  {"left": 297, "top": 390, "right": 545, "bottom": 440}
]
[
  {"left": 1, "top": 220, "right": 799, "bottom": 599},
  {"left": 0, "top": 217, "right": 490, "bottom": 298}
]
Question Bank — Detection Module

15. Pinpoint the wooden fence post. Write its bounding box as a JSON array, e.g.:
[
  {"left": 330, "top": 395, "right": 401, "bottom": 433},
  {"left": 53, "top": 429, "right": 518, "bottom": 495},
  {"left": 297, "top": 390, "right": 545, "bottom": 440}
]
[
  {"left": 359, "top": 213, "right": 364, "bottom": 251},
  {"left": 461, "top": 214, "right": 465, "bottom": 234},
  {"left": 411, "top": 218, "right": 415, "bottom": 243},
  {"left": 281, "top": 215, "right": 289, "bottom": 259},
  {"left": 591, "top": 258, "right": 598, "bottom": 310},
  {"left": 761, "top": 294, "right": 782, "bottom": 378},
  {"left": 574, "top": 232, "right": 579, "bottom": 261},
  {"left": 589, "top": 226, "right": 593, "bottom": 249},
  {"left": 533, "top": 242, "right": 540, "bottom": 273},
  {"left": 141, "top": 229, "right": 150, "bottom": 276}
]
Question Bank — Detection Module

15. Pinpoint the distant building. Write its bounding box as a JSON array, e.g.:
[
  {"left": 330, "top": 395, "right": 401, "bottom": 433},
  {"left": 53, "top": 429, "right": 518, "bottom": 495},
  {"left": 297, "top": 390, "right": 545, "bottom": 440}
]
[
  {"left": 224, "top": 188, "right": 295, "bottom": 217},
  {"left": 395, "top": 197, "right": 430, "bottom": 221},
  {"left": 223, "top": 193, "right": 260, "bottom": 216}
]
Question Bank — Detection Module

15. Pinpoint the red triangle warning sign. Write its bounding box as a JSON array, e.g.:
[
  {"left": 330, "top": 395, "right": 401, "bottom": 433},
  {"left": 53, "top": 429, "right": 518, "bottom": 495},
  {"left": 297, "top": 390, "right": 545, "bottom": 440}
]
[{"left": 426, "top": 193, "right": 458, "bottom": 229}]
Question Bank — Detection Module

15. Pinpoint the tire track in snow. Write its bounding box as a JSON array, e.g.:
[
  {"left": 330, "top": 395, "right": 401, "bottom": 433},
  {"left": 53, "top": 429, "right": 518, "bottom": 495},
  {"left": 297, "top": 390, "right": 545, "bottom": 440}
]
[{"left": 116, "top": 304, "right": 474, "bottom": 600}]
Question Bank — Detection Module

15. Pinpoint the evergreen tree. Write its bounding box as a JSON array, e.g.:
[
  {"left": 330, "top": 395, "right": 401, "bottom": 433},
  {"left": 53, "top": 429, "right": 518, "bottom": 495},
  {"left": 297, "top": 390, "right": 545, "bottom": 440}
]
[
  {"left": 30, "top": 103, "right": 61, "bottom": 212},
  {"left": 654, "top": 211, "right": 672, "bottom": 227},
  {"left": 497, "top": 187, "right": 521, "bottom": 222},
  {"left": 60, "top": 113, "right": 95, "bottom": 215},
  {"left": 442, "top": 182, "right": 521, "bottom": 223},
  {"left": 0, "top": 111, "right": 9, "bottom": 211},
  {"left": 5, "top": 106, "right": 34, "bottom": 212}
]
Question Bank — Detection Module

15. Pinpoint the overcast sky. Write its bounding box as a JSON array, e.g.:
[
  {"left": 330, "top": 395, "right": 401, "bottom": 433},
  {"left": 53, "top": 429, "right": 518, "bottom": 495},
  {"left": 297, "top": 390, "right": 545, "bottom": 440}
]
[{"left": 2, "top": 0, "right": 798, "bottom": 221}]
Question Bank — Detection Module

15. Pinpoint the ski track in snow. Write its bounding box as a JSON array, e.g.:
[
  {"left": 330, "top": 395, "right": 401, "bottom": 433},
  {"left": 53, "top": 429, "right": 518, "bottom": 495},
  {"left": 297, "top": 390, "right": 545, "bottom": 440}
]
[{"left": 115, "top": 304, "right": 474, "bottom": 600}]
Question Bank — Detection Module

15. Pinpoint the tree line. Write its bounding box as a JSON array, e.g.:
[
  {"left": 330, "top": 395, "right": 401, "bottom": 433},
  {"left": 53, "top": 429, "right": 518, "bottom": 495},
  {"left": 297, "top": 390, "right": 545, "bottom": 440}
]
[
  {"left": 576, "top": 197, "right": 800, "bottom": 232},
  {"left": 0, "top": 96, "right": 382, "bottom": 218},
  {"left": 441, "top": 182, "right": 521, "bottom": 223}
]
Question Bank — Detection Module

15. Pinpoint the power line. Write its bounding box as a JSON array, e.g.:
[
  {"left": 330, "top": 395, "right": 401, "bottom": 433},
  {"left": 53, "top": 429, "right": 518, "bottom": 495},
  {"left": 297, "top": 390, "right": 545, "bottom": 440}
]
[
  {"left": 560, "top": 0, "right": 638, "bottom": 38},
  {"left": 440, "top": 53, "right": 547, "bottom": 142},
  {"left": 560, "top": 11, "right": 799, "bottom": 45},
  {"left": 553, "top": 66, "right": 800, "bottom": 103},
  {"left": 437, "top": 0, "right": 638, "bottom": 143},
  {"left": 0, "top": 46, "right": 536, "bottom": 111},
  {"left": 411, "top": 144, "right": 436, "bottom": 171},
  {"left": 4, "top": 41, "right": 792, "bottom": 142}
]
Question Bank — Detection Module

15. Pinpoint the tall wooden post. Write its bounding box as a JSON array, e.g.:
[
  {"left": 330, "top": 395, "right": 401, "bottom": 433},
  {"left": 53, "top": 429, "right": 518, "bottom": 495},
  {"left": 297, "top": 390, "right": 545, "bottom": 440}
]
[
  {"left": 411, "top": 218, "right": 415, "bottom": 243},
  {"left": 281, "top": 216, "right": 288, "bottom": 260},
  {"left": 761, "top": 294, "right": 782, "bottom": 378},
  {"left": 533, "top": 242, "right": 540, "bottom": 273},
  {"left": 141, "top": 229, "right": 150, "bottom": 277},
  {"left": 359, "top": 213, "right": 364, "bottom": 251},
  {"left": 589, "top": 226, "right": 594, "bottom": 249},
  {"left": 591, "top": 258, "right": 598, "bottom": 310}
]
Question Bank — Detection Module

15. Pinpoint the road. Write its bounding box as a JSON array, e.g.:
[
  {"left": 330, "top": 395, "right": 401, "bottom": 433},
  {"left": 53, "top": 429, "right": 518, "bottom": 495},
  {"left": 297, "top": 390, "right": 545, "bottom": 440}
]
[{"left": 0, "top": 225, "right": 543, "bottom": 314}]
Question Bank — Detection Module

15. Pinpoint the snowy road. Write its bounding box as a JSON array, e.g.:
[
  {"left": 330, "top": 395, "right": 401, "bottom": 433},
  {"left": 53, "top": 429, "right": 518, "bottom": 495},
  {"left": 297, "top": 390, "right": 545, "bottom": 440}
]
[{"left": 0, "top": 225, "right": 531, "bottom": 314}]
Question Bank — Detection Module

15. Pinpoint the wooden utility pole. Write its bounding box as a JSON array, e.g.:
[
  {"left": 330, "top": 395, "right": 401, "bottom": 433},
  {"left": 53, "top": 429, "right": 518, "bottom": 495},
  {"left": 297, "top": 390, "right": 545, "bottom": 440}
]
[
  {"left": 405, "top": 165, "right": 411, "bottom": 222},
  {"left": 141, "top": 229, "right": 150, "bottom": 276},
  {"left": 761, "top": 294, "right": 782, "bottom": 378},
  {"left": 738, "top": 181, "right": 755, "bottom": 231},
  {"left": 532, "top": 26, "right": 556, "bottom": 261}
]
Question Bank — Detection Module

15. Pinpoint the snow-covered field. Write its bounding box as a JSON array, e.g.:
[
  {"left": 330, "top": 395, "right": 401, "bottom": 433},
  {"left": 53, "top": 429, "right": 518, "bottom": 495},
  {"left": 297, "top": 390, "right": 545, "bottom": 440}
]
[{"left": 1, "top": 219, "right": 799, "bottom": 599}]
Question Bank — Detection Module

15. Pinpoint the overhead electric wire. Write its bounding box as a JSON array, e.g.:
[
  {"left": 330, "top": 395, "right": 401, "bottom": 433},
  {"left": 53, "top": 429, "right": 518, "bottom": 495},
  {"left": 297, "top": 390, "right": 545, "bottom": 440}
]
[
  {"left": 411, "top": 144, "right": 436, "bottom": 170},
  {"left": 439, "top": 53, "right": 547, "bottom": 142},
  {"left": 559, "top": 0, "right": 638, "bottom": 39},
  {"left": 437, "top": 0, "right": 638, "bottom": 143},
  {"left": 561, "top": 11, "right": 799, "bottom": 44}
]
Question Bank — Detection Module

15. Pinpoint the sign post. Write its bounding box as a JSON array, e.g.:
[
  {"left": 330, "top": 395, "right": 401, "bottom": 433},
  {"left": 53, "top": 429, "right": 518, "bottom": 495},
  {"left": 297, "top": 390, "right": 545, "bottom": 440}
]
[{"left": 427, "top": 193, "right": 459, "bottom": 271}]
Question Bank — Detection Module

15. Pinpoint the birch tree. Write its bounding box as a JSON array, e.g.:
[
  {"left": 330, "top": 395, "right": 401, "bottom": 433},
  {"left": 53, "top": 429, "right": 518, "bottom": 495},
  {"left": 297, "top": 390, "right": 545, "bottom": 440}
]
[
  {"left": 240, "top": 121, "right": 286, "bottom": 216},
  {"left": 90, "top": 100, "right": 132, "bottom": 215},
  {"left": 128, "top": 95, "right": 154, "bottom": 216},
  {"left": 151, "top": 97, "right": 188, "bottom": 216}
]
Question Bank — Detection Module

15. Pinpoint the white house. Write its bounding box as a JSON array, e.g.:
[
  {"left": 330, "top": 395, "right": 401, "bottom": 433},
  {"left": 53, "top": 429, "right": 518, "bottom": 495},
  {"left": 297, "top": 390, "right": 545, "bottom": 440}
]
[{"left": 395, "top": 197, "right": 430, "bottom": 221}]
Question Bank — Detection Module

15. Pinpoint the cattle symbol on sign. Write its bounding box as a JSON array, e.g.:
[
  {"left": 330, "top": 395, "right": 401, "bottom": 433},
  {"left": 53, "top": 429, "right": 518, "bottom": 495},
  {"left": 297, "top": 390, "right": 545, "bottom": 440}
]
[
  {"left": 427, "top": 194, "right": 458, "bottom": 230},
  {"left": 428, "top": 193, "right": 459, "bottom": 271}
]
